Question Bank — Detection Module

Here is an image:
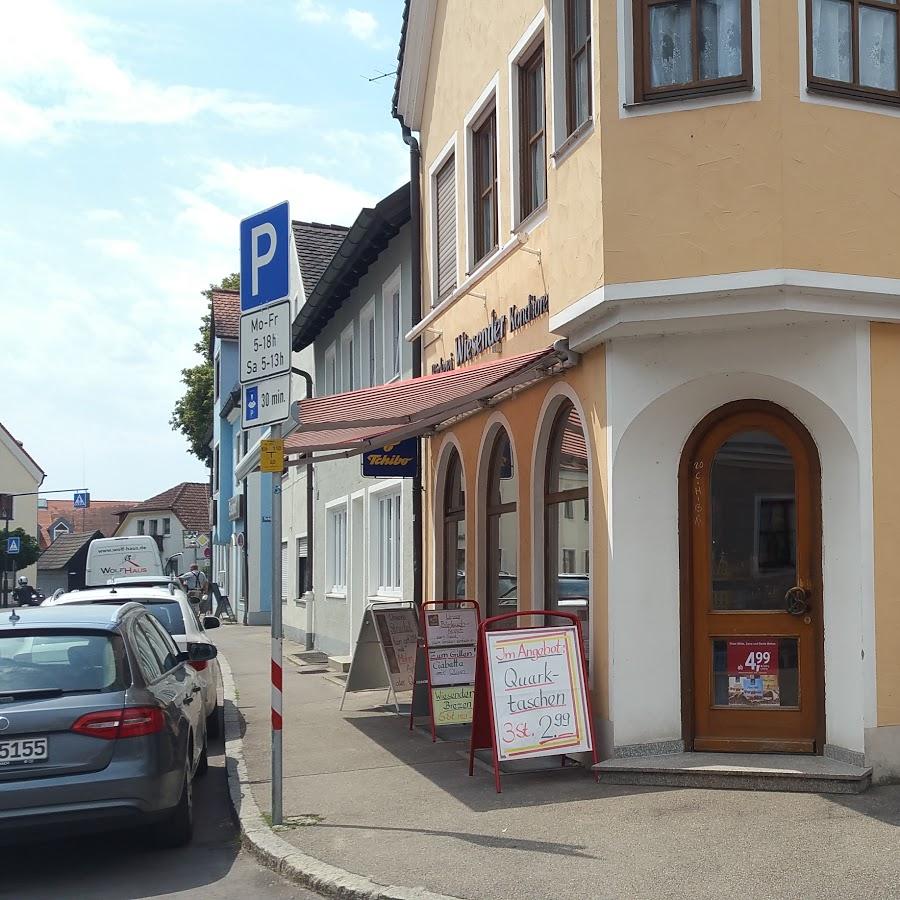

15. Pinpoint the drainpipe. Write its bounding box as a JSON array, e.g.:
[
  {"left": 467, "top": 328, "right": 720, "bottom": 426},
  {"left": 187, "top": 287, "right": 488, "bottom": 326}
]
[
  {"left": 401, "top": 123, "right": 424, "bottom": 608},
  {"left": 292, "top": 367, "right": 315, "bottom": 648}
]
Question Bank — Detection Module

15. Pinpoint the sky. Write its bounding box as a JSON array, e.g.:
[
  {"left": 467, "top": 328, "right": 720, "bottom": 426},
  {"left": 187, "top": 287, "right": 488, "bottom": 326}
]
[{"left": 0, "top": 0, "right": 407, "bottom": 501}]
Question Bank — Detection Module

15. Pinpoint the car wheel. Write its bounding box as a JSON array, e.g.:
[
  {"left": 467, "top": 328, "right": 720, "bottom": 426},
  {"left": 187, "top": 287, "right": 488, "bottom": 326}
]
[
  {"left": 196, "top": 734, "right": 209, "bottom": 778},
  {"left": 206, "top": 704, "right": 222, "bottom": 739},
  {"left": 152, "top": 759, "right": 193, "bottom": 848}
]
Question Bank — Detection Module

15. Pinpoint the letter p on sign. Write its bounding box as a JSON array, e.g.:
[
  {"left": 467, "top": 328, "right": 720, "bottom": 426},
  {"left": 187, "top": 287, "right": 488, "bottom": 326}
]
[{"left": 240, "top": 202, "right": 290, "bottom": 313}]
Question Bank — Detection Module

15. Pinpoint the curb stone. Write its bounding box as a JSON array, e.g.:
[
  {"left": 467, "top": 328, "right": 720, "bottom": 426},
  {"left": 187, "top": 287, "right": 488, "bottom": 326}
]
[{"left": 218, "top": 650, "right": 461, "bottom": 900}]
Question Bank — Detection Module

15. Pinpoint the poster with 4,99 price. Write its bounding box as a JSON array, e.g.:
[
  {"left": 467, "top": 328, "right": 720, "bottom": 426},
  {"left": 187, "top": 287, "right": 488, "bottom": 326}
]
[
  {"left": 727, "top": 639, "right": 780, "bottom": 708},
  {"left": 485, "top": 626, "right": 592, "bottom": 762}
]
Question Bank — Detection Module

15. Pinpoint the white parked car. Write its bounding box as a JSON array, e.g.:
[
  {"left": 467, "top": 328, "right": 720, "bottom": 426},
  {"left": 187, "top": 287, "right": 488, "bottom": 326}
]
[{"left": 44, "top": 583, "right": 222, "bottom": 735}]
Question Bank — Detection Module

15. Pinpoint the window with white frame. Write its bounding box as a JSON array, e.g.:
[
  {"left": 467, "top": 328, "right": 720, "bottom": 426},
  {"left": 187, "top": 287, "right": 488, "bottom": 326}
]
[
  {"left": 324, "top": 343, "right": 337, "bottom": 395},
  {"left": 375, "top": 492, "right": 402, "bottom": 593},
  {"left": 327, "top": 506, "right": 348, "bottom": 593},
  {"left": 341, "top": 324, "right": 355, "bottom": 391},
  {"left": 551, "top": 0, "right": 593, "bottom": 150},
  {"left": 360, "top": 300, "right": 378, "bottom": 388},
  {"left": 510, "top": 15, "right": 547, "bottom": 226},
  {"left": 383, "top": 271, "right": 402, "bottom": 380}
]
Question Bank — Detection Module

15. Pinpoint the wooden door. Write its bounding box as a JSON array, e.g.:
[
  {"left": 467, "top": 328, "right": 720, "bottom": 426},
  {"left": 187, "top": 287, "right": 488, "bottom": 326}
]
[{"left": 684, "top": 402, "right": 823, "bottom": 753}]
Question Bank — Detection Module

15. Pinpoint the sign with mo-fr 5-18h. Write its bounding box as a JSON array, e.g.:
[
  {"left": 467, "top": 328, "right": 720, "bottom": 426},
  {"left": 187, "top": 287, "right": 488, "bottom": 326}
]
[{"left": 240, "top": 301, "right": 291, "bottom": 384}]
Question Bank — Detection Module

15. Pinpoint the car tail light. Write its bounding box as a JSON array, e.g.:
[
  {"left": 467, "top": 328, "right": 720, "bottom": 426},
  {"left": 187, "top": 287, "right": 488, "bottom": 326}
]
[
  {"left": 189, "top": 660, "right": 208, "bottom": 672},
  {"left": 71, "top": 707, "right": 165, "bottom": 740}
]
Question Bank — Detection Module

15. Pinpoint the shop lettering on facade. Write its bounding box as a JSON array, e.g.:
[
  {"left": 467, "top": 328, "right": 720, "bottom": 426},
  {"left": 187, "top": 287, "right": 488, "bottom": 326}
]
[{"left": 431, "top": 293, "right": 549, "bottom": 374}]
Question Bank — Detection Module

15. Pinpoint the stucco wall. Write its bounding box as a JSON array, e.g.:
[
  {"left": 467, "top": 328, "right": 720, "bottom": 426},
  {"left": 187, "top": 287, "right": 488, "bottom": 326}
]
[{"left": 0, "top": 439, "right": 41, "bottom": 585}]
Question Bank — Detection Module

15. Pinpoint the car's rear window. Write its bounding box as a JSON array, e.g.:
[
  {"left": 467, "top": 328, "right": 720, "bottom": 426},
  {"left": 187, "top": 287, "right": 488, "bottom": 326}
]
[
  {"left": 142, "top": 602, "right": 186, "bottom": 637},
  {"left": 0, "top": 631, "right": 128, "bottom": 694}
]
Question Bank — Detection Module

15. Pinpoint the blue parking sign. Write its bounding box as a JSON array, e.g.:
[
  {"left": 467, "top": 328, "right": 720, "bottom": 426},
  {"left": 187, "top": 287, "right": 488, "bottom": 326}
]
[
  {"left": 6, "top": 537, "right": 20, "bottom": 555},
  {"left": 240, "top": 202, "right": 290, "bottom": 313},
  {"left": 245, "top": 385, "right": 259, "bottom": 421}
]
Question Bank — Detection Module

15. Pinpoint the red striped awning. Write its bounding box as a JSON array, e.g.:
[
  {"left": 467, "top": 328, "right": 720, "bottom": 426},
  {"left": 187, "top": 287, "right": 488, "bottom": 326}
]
[{"left": 284, "top": 344, "right": 570, "bottom": 459}]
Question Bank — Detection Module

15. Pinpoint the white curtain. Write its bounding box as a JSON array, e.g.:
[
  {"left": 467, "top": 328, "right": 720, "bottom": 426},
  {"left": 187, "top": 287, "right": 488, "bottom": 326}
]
[
  {"left": 859, "top": 5, "right": 898, "bottom": 90},
  {"left": 699, "top": 0, "right": 743, "bottom": 80},
  {"left": 812, "top": 0, "right": 852, "bottom": 83},
  {"left": 650, "top": 2, "right": 693, "bottom": 87}
]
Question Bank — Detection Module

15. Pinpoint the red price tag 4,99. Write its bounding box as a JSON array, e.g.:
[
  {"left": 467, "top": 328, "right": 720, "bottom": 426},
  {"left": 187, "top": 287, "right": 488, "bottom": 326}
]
[{"left": 726, "top": 639, "right": 779, "bottom": 676}]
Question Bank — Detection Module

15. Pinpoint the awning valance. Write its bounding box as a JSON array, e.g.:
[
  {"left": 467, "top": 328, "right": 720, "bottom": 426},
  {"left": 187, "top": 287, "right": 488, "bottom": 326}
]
[{"left": 284, "top": 342, "right": 576, "bottom": 461}]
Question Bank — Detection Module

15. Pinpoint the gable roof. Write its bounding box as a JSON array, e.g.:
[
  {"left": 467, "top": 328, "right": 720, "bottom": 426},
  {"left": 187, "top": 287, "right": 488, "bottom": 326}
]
[
  {"left": 0, "top": 421, "right": 45, "bottom": 484},
  {"left": 122, "top": 482, "right": 210, "bottom": 532},
  {"left": 38, "top": 499, "right": 137, "bottom": 550},
  {"left": 292, "top": 221, "right": 349, "bottom": 299},
  {"left": 209, "top": 289, "right": 240, "bottom": 357},
  {"left": 393, "top": 0, "right": 436, "bottom": 130},
  {"left": 38, "top": 531, "right": 103, "bottom": 571},
  {"left": 292, "top": 184, "right": 411, "bottom": 351}
]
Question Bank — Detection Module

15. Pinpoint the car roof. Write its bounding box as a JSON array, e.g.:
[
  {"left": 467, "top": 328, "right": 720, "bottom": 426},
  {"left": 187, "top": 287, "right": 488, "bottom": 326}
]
[
  {"left": 53, "top": 585, "right": 181, "bottom": 604},
  {"left": 0, "top": 604, "right": 135, "bottom": 631}
]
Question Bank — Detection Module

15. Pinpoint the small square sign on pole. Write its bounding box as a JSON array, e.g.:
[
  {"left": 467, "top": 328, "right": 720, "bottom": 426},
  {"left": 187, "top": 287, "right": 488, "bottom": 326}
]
[
  {"left": 260, "top": 439, "right": 285, "bottom": 473},
  {"left": 0, "top": 495, "right": 12, "bottom": 520},
  {"left": 74, "top": 491, "right": 90, "bottom": 510},
  {"left": 6, "top": 537, "right": 20, "bottom": 556}
]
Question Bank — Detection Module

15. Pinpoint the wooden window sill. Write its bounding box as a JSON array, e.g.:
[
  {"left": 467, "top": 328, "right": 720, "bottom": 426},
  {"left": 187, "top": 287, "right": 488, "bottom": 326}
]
[
  {"left": 625, "top": 83, "right": 754, "bottom": 109},
  {"left": 807, "top": 82, "right": 900, "bottom": 110}
]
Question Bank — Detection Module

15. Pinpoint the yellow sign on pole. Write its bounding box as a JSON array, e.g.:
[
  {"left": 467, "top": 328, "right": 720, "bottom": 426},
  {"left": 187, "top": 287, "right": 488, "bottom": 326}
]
[{"left": 260, "top": 438, "right": 285, "bottom": 473}]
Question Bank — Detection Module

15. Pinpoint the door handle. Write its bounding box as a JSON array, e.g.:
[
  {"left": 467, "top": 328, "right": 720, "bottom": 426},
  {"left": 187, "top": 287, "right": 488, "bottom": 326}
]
[{"left": 785, "top": 586, "right": 811, "bottom": 617}]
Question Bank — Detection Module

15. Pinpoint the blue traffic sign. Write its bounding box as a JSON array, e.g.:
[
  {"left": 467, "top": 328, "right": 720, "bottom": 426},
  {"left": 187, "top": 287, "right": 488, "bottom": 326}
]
[
  {"left": 245, "top": 385, "right": 259, "bottom": 421},
  {"left": 73, "top": 490, "right": 90, "bottom": 509},
  {"left": 6, "top": 537, "right": 20, "bottom": 555},
  {"left": 240, "top": 202, "right": 290, "bottom": 313}
]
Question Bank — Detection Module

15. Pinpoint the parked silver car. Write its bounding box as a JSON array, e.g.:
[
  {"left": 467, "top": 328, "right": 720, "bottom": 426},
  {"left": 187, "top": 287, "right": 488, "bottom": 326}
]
[
  {"left": 46, "top": 584, "right": 222, "bottom": 736},
  {"left": 0, "top": 603, "right": 215, "bottom": 846}
]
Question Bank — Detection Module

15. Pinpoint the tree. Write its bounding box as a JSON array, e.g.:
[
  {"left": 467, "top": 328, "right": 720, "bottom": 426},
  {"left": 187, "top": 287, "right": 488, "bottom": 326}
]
[
  {"left": 1, "top": 528, "right": 41, "bottom": 570},
  {"left": 170, "top": 274, "right": 239, "bottom": 465}
]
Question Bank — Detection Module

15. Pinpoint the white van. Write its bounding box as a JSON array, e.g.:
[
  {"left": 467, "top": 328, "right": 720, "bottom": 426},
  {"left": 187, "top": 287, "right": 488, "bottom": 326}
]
[{"left": 84, "top": 536, "right": 164, "bottom": 586}]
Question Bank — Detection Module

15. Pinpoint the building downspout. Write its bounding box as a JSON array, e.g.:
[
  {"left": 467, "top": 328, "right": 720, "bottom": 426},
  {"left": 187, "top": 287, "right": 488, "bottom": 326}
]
[
  {"left": 292, "top": 367, "right": 316, "bottom": 649},
  {"left": 401, "top": 123, "right": 424, "bottom": 608}
]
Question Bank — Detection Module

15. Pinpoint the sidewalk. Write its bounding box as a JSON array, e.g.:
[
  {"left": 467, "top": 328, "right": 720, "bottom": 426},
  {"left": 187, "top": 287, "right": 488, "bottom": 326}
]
[{"left": 218, "top": 626, "right": 900, "bottom": 900}]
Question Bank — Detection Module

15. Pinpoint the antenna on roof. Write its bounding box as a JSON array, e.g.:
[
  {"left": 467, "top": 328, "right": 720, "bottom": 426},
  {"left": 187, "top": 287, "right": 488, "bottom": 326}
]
[{"left": 365, "top": 69, "right": 397, "bottom": 82}]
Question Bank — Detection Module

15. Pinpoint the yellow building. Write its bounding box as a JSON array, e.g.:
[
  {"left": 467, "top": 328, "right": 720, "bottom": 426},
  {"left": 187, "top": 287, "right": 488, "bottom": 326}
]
[{"left": 392, "top": 0, "right": 900, "bottom": 782}]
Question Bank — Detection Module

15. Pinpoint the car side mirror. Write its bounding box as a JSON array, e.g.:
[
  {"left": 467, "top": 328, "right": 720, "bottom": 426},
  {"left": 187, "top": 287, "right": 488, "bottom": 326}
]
[
  {"left": 202, "top": 616, "right": 221, "bottom": 630},
  {"left": 187, "top": 643, "right": 218, "bottom": 663}
]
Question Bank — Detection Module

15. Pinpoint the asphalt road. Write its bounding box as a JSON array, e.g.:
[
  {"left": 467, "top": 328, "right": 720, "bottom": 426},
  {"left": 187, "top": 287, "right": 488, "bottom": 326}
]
[{"left": 0, "top": 728, "right": 319, "bottom": 900}]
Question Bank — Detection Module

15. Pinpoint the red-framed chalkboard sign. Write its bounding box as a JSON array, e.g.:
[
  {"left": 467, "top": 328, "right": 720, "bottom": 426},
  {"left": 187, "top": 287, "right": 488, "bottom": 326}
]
[
  {"left": 410, "top": 599, "right": 481, "bottom": 740},
  {"left": 468, "top": 610, "right": 598, "bottom": 792}
]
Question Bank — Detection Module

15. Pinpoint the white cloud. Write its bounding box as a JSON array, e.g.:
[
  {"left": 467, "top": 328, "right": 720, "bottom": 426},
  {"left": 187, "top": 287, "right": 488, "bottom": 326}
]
[
  {"left": 343, "top": 10, "right": 379, "bottom": 42},
  {"left": 84, "top": 208, "right": 124, "bottom": 223},
  {"left": 294, "top": 2, "right": 383, "bottom": 45},
  {"left": 0, "top": 0, "right": 309, "bottom": 145},
  {"left": 193, "top": 159, "right": 377, "bottom": 229},
  {"left": 174, "top": 189, "right": 239, "bottom": 249},
  {"left": 84, "top": 237, "right": 140, "bottom": 259}
]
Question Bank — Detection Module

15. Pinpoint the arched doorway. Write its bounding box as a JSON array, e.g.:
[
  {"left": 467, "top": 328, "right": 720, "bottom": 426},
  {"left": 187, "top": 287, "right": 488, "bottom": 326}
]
[
  {"left": 680, "top": 401, "right": 824, "bottom": 753},
  {"left": 442, "top": 447, "right": 466, "bottom": 601}
]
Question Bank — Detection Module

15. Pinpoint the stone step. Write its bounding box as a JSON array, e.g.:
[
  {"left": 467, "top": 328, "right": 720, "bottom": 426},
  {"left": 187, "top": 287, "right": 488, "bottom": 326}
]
[
  {"left": 594, "top": 752, "right": 872, "bottom": 794},
  {"left": 326, "top": 654, "right": 352, "bottom": 674},
  {"left": 290, "top": 650, "right": 328, "bottom": 665}
]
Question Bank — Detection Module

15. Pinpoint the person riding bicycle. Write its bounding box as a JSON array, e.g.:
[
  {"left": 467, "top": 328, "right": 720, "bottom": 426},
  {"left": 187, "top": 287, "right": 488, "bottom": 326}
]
[{"left": 178, "top": 563, "right": 208, "bottom": 607}]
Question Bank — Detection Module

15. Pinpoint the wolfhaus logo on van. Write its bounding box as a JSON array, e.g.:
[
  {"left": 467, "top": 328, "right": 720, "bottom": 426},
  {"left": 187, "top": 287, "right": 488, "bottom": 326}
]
[
  {"left": 362, "top": 438, "right": 419, "bottom": 478},
  {"left": 432, "top": 294, "right": 549, "bottom": 373}
]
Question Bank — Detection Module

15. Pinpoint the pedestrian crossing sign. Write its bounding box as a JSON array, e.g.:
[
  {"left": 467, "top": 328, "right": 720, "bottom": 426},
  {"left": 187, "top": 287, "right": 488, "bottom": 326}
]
[
  {"left": 6, "top": 537, "right": 20, "bottom": 555},
  {"left": 74, "top": 491, "right": 90, "bottom": 509}
]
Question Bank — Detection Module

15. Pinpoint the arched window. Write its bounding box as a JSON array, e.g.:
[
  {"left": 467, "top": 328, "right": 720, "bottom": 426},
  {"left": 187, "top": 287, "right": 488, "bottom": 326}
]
[
  {"left": 443, "top": 449, "right": 466, "bottom": 600},
  {"left": 545, "top": 402, "right": 590, "bottom": 654},
  {"left": 485, "top": 428, "right": 517, "bottom": 620}
]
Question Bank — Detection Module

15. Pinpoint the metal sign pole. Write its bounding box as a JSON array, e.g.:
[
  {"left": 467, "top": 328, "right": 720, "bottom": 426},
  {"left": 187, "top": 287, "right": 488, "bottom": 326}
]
[{"left": 270, "top": 421, "right": 284, "bottom": 826}]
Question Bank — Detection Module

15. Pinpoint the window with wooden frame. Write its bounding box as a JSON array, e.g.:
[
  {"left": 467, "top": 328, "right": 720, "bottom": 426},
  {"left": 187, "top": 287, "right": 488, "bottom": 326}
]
[
  {"left": 633, "top": 0, "right": 752, "bottom": 103},
  {"left": 434, "top": 154, "right": 457, "bottom": 303},
  {"left": 443, "top": 449, "right": 466, "bottom": 601},
  {"left": 566, "top": 0, "right": 592, "bottom": 133},
  {"left": 519, "top": 41, "right": 547, "bottom": 221},
  {"left": 544, "top": 402, "right": 590, "bottom": 661},
  {"left": 807, "top": 0, "right": 900, "bottom": 104},
  {"left": 471, "top": 105, "right": 498, "bottom": 266},
  {"left": 485, "top": 429, "right": 517, "bottom": 622}
]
